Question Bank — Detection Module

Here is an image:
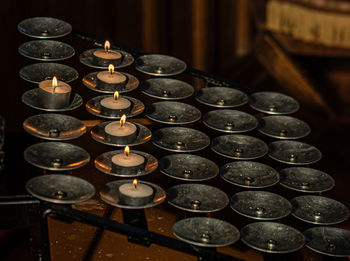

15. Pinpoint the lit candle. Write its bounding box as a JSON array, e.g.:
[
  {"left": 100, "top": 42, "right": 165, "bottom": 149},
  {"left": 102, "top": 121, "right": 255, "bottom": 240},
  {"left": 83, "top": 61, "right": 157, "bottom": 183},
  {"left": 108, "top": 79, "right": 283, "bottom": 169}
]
[
  {"left": 100, "top": 91, "right": 132, "bottom": 116},
  {"left": 118, "top": 179, "right": 154, "bottom": 206},
  {"left": 104, "top": 114, "right": 137, "bottom": 143},
  {"left": 93, "top": 40, "right": 123, "bottom": 66},
  {"left": 111, "top": 146, "right": 145, "bottom": 174},
  {"left": 38, "top": 76, "right": 71, "bottom": 109},
  {"left": 96, "top": 64, "right": 127, "bottom": 90}
]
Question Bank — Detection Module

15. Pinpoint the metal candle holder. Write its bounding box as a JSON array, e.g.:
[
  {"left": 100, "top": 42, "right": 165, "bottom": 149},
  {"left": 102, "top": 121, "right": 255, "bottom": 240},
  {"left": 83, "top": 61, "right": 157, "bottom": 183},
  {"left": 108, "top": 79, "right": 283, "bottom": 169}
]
[
  {"left": 135, "top": 54, "right": 187, "bottom": 76},
  {"left": 19, "top": 63, "right": 78, "bottom": 84},
  {"left": 230, "top": 191, "right": 292, "bottom": 220},
  {"left": 152, "top": 127, "right": 210, "bottom": 152},
  {"left": 140, "top": 78, "right": 194, "bottom": 100},
  {"left": 146, "top": 101, "right": 201, "bottom": 125},
  {"left": 99, "top": 179, "right": 166, "bottom": 209},
  {"left": 24, "top": 142, "right": 90, "bottom": 171},
  {"left": 240, "top": 222, "right": 305, "bottom": 254},
  {"left": 86, "top": 95, "right": 144, "bottom": 119},
  {"left": 26, "top": 174, "right": 95, "bottom": 204},
  {"left": 94, "top": 150, "right": 158, "bottom": 177},
  {"left": 17, "top": 17, "right": 72, "bottom": 38},
  {"left": 22, "top": 88, "right": 83, "bottom": 112},
  {"left": 258, "top": 115, "right": 311, "bottom": 139},
  {"left": 268, "top": 140, "right": 322, "bottom": 165},
  {"left": 90, "top": 121, "right": 152, "bottom": 147},
  {"left": 203, "top": 109, "right": 258, "bottom": 133},
  {"left": 172, "top": 217, "right": 240, "bottom": 247},
  {"left": 18, "top": 40, "right": 75, "bottom": 61},
  {"left": 220, "top": 161, "right": 279, "bottom": 189},
  {"left": 158, "top": 154, "right": 219, "bottom": 181},
  {"left": 249, "top": 91, "right": 300, "bottom": 115},
  {"left": 195, "top": 87, "right": 248, "bottom": 108},
  {"left": 166, "top": 184, "right": 229, "bottom": 213},
  {"left": 83, "top": 72, "right": 139, "bottom": 94},
  {"left": 303, "top": 227, "right": 350, "bottom": 257},
  {"left": 23, "top": 114, "right": 86, "bottom": 140},
  {"left": 291, "top": 195, "right": 349, "bottom": 225},
  {"left": 79, "top": 49, "right": 134, "bottom": 69},
  {"left": 211, "top": 134, "right": 268, "bottom": 160},
  {"left": 279, "top": 167, "right": 335, "bottom": 193}
]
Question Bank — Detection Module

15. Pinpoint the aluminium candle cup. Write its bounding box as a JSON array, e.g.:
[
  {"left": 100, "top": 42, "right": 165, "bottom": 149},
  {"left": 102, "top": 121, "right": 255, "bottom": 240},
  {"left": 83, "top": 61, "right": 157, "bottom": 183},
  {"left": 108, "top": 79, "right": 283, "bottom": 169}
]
[
  {"left": 92, "top": 49, "right": 123, "bottom": 67},
  {"left": 96, "top": 72, "right": 128, "bottom": 90},
  {"left": 111, "top": 153, "right": 146, "bottom": 175},
  {"left": 118, "top": 182, "right": 155, "bottom": 206},
  {"left": 100, "top": 97, "right": 132, "bottom": 117},
  {"left": 104, "top": 122, "right": 138, "bottom": 144},
  {"left": 38, "top": 80, "right": 71, "bottom": 109}
]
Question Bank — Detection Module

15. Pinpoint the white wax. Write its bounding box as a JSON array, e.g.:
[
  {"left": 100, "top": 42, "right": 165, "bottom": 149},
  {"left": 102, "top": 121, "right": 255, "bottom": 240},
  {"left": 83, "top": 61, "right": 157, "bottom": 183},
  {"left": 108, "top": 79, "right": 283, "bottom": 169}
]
[
  {"left": 39, "top": 80, "right": 71, "bottom": 94},
  {"left": 119, "top": 183, "right": 153, "bottom": 198},
  {"left": 97, "top": 71, "right": 127, "bottom": 84},
  {"left": 100, "top": 96, "right": 131, "bottom": 110},
  {"left": 112, "top": 153, "right": 145, "bottom": 167},
  {"left": 104, "top": 121, "right": 136, "bottom": 137},
  {"left": 93, "top": 49, "right": 122, "bottom": 60}
]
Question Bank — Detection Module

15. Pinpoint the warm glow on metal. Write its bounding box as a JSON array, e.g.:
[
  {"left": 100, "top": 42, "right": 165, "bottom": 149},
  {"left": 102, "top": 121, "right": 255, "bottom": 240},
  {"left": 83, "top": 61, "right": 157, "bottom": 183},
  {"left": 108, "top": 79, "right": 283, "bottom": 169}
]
[
  {"left": 108, "top": 64, "right": 114, "bottom": 73},
  {"left": 114, "top": 91, "right": 119, "bottom": 101},
  {"left": 52, "top": 76, "right": 58, "bottom": 90},
  {"left": 124, "top": 146, "right": 130, "bottom": 157},
  {"left": 104, "top": 40, "right": 110, "bottom": 51},
  {"left": 120, "top": 114, "right": 126, "bottom": 127}
]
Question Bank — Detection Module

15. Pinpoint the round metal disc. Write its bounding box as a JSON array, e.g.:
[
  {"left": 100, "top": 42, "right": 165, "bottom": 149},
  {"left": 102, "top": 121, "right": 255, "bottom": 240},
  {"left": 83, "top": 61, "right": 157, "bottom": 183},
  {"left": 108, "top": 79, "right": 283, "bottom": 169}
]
[
  {"left": 82, "top": 71, "right": 139, "bottom": 94},
  {"left": 18, "top": 40, "right": 75, "bottom": 61},
  {"left": 146, "top": 101, "right": 201, "bottom": 125},
  {"left": 22, "top": 88, "right": 83, "bottom": 112},
  {"left": 135, "top": 54, "right": 187, "bottom": 76},
  {"left": 241, "top": 222, "right": 305, "bottom": 254},
  {"left": 24, "top": 142, "right": 90, "bottom": 171},
  {"left": 268, "top": 141, "right": 322, "bottom": 165},
  {"left": 86, "top": 95, "right": 145, "bottom": 119},
  {"left": 230, "top": 191, "right": 292, "bottom": 220},
  {"left": 211, "top": 134, "right": 268, "bottom": 160},
  {"left": 258, "top": 115, "right": 311, "bottom": 139},
  {"left": 173, "top": 217, "right": 240, "bottom": 247},
  {"left": 159, "top": 154, "right": 219, "bottom": 181},
  {"left": 90, "top": 121, "right": 152, "bottom": 147},
  {"left": 18, "top": 17, "right": 72, "bottom": 38},
  {"left": 249, "top": 91, "right": 300, "bottom": 115},
  {"left": 291, "top": 195, "right": 349, "bottom": 225},
  {"left": 139, "top": 78, "right": 194, "bottom": 100},
  {"left": 94, "top": 150, "right": 158, "bottom": 177},
  {"left": 166, "top": 183, "right": 229, "bottom": 213},
  {"left": 23, "top": 114, "right": 86, "bottom": 140},
  {"left": 152, "top": 127, "right": 210, "bottom": 153},
  {"left": 220, "top": 161, "right": 279, "bottom": 189},
  {"left": 203, "top": 109, "right": 258, "bottom": 133},
  {"left": 195, "top": 87, "right": 248, "bottom": 108},
  {"left": 26, "top": 174, "right": 95, "bottom": 204},
  {"left": 79, "top": 49, "right": 134, "bottom": 69},
  {"left": 100, "top": 179, "right": 166, "bottom": 209},
  {"left": 304, "top": 227, "right": 350, "bottom": 257},
  {"left": 279, "top": 167, "right": 335, "bottom": 193},
  {"left": 19, "top": 63, "right": 78, "bottom": 84}
]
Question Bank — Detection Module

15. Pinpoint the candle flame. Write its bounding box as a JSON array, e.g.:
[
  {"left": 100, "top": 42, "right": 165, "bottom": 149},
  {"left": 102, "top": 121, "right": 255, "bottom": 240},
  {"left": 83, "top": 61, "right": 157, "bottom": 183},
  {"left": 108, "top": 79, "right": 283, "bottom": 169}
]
[
  {"left": 133, "top": 179, "right": 138, "bottom": 188},
  {"left": 104, "top": 40, "right": 110, "bottom": 51},
  {"left": 114, "top": 91, "right": 119, "bottom": 101},
  {"left": 120, "top": 114, "right": 126, "bottom": 127},
  {"left": 52, "top": 76, "right": 58, "bottom": 92},
  {"left": 124, "top": 146, "right": 130, "bottom": 157},
  {"left": 108, "top": 64, "right": 114, "bottom": 74}
]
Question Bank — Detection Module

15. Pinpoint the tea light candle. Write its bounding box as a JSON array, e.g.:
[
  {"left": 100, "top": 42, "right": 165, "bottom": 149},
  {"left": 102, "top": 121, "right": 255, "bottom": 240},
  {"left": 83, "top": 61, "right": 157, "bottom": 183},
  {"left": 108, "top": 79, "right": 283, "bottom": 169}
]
[
  {"left": 104, "top": 115, "right": 137, "bottom": 143},
  {"left": 111, "top": 146, "right": 145, "bottom": 174},
  {"left": 93, "top": 40, "right": 123, "bottom": 66},
  {"left": 96, "top": 64, "right": 127, "bottom": 89},
  {"left": 118, "top": 179, "right": 154, "bottom": 206},
  {"left": 100, "top": 91, "right": 132, "bottom": 116},
  {"left": 38, "top": 76, "right": 71, "bottom": 109}
]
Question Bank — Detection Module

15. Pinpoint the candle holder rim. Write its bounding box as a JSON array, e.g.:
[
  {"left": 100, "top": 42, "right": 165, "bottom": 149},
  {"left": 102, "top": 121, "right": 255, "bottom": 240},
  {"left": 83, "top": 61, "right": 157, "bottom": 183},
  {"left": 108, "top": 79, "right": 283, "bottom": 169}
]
[{"left": 195, "top": 87, "right": 248, "bottom": 108}]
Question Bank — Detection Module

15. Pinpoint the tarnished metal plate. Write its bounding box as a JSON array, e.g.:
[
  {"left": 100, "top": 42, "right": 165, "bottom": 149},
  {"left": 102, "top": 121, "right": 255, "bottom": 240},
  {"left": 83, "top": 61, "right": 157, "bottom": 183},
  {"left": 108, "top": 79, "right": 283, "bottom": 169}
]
[
  {"left": 26, "top": 174, "right": 95, "bottom": 204},
  {"left": 195, "top": 87, "right": 248, "bottom": 108},
  {"left": 146, "top": 101, "right": 201, "bottom": 125},
  {"left": 80, "top": 49, "right": 134, "bottom": 69},
  {"left": 173, "top": 217, "right": 240, "bottom": 247},
  {"left": 135, "top": 54, "right": 187, "bottom": 76},
  {"left": 23, "top": 114, "right": 86, "bottom": 140},
  {"left": 159, "top": 154, "right": 219, "bottom": 181}
]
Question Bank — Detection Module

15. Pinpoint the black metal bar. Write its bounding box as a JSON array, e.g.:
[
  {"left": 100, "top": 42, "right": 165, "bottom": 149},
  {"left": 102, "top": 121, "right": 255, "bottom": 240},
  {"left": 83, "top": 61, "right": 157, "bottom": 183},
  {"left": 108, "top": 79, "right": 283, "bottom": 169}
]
[
  {"left": 122, "top": 208, "right": 150, "bottom": 246},
  {"left": 39, "top": 205, "right": 52, "bottom": 261},
  {"left": 0, "top": 195, "right": 39, "bottom": 206}
]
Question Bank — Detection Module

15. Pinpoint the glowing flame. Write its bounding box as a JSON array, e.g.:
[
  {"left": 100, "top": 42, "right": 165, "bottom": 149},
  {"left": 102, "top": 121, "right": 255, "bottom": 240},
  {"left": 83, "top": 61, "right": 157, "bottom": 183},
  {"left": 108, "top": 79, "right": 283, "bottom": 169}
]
[
  {"left": 52, "top": 76, "right": 58, "bottom": 90},
  {"left": 108, "top": 64, "right": 114, "bottom": 74},
  {"left": 104, "top": 40, "right": 110, "bottom": 51},
  {"left": 114, "top": 91, "right": 119, "bottom": 101},
  {"left": 124, "top": 146, "right": 130, "bottom": 157},
  {"left": 120, "top": 114, "right": 126, "bottom": 127},
  {"left": 133, "top": 179, "right": 138, "bottom": 188}
]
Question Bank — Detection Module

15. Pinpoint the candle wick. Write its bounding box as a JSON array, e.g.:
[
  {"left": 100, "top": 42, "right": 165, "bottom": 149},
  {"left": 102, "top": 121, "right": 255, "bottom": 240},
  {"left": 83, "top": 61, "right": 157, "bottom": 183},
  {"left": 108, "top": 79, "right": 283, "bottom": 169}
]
[
  {"left": 120, "top": 121, "right": 124, "bottom": 127},
  {"left": 134, "top": 183, "right": 137, "bottom": 189},
  {"left": 53, "top": 85, "right": 57, "bottom": 93}
]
